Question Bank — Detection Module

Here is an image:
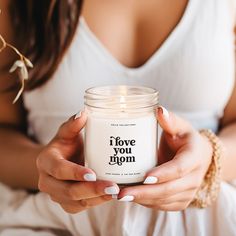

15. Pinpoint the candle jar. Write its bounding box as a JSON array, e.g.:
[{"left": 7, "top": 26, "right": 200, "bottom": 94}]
[{"left": 84, "top": 85, "right": 158, "bottom": 185}]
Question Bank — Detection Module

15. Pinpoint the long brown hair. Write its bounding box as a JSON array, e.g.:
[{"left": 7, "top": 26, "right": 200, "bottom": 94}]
[{"left": 11, "top": 0, "right": 83, "bottom": 90}]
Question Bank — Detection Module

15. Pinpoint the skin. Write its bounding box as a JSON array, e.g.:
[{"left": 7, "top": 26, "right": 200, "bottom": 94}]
[{"left": 0, "top": 0, "right": 236, "bottom": 213}]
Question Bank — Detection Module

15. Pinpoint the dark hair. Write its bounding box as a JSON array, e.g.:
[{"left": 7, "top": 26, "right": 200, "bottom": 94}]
[{"left": 11, "top": 0, "right": 83, "bottom": 90}]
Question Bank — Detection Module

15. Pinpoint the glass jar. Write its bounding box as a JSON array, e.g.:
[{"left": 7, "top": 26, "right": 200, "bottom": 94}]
[{"left": 84, "top": 85, "right": 158, "bottom": 185}]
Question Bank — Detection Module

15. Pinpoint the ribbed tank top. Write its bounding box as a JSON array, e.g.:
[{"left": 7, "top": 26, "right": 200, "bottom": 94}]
[{"left": 24, "top": 0, "right": 236, "bottom": 144}]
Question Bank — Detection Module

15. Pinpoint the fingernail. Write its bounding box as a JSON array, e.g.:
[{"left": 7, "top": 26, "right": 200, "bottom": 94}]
[
  {"left": 104, "top": 186, "right": 120, "bottom": 195},
  {"left": 74, "top": 111, "right": 82, "bottom": 120},
  {"left": 118, "top": 195, "right": 134, "bottom": 202},
  {"left": 112, "top": 194, "right": 118, "bottom": 199},
  {"left": 171, "top": 134, "right": 179, "bottom": 141},
  {"left": 158, "top": 106, "right": 169, "bottom": 119},
  {"left": 83, "top": 173, "right": 96, "bottom": 181},
  {"left": 143, "top": 176, "right": 158, "bottom": 184}
]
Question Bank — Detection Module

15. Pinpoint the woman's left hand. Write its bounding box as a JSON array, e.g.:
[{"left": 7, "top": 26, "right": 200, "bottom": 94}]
[{"left": 117, "top": 106, "right": 213, "bottom": 211}]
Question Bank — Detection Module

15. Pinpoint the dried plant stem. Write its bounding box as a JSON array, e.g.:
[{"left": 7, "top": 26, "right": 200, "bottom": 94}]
[
  {"left": 0, "top": 34, "right": 23, "bottom": 60},
  {"left": 0, "top": 34, "right": 6, "bottom": 52},
  {"left": 12, "top": 73, "right": 25, "bottom": 104},
  {"left": 0, "top": 9, "right": 33, "bottom": 104},
  {"left": 0, "top": 30, "right": 33, "bottom": 104}
]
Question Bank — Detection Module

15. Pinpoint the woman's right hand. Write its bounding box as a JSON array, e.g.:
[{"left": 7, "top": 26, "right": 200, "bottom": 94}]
[{"left": 36, "top": 111, "right": 120, "bottom": 214}]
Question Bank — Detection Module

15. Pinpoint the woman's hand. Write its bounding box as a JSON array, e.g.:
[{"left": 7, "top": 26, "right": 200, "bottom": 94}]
[
  {"left": 117, "top": 107, "right": 213, "bottom": 211},
  {"left": 37, "top": 112, "right": 119, "bottom": 214}
]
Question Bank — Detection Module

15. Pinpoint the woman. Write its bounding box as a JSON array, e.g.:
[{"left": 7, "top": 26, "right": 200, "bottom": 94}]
[{"left": 0, "top": 0, "right": 236, "bottom": 235}]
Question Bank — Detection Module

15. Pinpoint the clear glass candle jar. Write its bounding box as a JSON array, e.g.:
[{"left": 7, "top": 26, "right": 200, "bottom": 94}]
[{"left": 84, "top": 85, "right": 158, "bottom": 185}]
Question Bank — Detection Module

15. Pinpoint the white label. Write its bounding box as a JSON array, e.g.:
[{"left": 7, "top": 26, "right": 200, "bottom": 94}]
[{"left": 85, "top": 114, "right": 157, "bottom": 184}]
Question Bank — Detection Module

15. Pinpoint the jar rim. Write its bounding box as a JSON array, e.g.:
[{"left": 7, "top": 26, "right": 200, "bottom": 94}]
[
  {"left": 84, "top": 85, "right": 159, "bottom": 110},
  {"left": 85, "top": 85, "right": 158, "bottom": 98}
]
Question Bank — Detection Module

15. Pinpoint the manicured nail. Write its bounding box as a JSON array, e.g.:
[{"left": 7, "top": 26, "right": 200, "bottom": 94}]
[
  {"left": 118, "top": 195, "right": 134, "bottom": 202},
  {"left": 171, "top": 134, "right": 180, "bottom": 141},
  {"left": 143, "top": 176, "right": 158, "bottom": 184},
  {"left": 158, "top": 106, "right": 169, "bottom": 119},
  {"left": 104, "top": 186, "right": 120, "bottom": 195},
  {"left": 74, "top": 111, "right": 82, "bottom": 120},
  {"left": 83, "top": 173, "right": 96, "bottom": 181},
  {"left": 112, "top": 194, "right": 118, "bottom": 199}
]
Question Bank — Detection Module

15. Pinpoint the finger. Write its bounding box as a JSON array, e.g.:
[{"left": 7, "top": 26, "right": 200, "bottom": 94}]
[
  {"left": 157, "top": 106, "right": 193, "bottom": 137},
  {"left": 50, "top": 192, "right": 112, "bottom": 205},
  {"left": 118, "top": 172, "right": 201, "bottom": 202},
  {"left": 76, "top": 134, "right": 85, "bottom": 165},
  {"left": 37, "top": 150, "right": 96, "bottom": 181},
  {"left": 144, "top": 149, "right": 198, "bottom": 184},
  {"left": 39, "top": 174, "right": 119, "bottom": 201},
  {"left": 158, "top": 202, "right": 190, "bottom": 211},
  {"left": 60, "top": 195, "right": 113, "bottom": 214},
  {"left": 67, "top": 180, "right": 120, "bottom": 200},
  {"left": 134, "top": 189, "right": 196, "bottom": 206},
  {"left": 142, "top": 202, "right": 190, "bottom": 211}
]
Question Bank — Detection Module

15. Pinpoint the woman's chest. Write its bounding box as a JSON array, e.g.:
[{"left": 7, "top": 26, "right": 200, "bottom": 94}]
[{"left": 81, "top": 0, "right": 188, "bottom": 68}]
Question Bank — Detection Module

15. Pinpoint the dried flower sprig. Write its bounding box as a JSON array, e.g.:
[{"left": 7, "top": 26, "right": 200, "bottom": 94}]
[{"left": 0, "top": 10, "right": 33, "bottom": 104}]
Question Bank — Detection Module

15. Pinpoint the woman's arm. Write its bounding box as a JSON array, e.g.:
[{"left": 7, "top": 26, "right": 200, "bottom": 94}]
[
  {"left": 117, "top": 85, "right": 236, "bottom": 209},
  {"left": 0, "top": 0, "right": 41, "bottom": 189},
  {"left": 0, "top": 126, "right": 42, "bottom": 189},
  {"left": 218, "top": 81, "right": 236, "bottom": 181}
]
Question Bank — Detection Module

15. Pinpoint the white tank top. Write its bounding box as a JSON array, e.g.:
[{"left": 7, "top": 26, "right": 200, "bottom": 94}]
[{"left": 24, "top": 0, "right": 236, "bottom": 144}]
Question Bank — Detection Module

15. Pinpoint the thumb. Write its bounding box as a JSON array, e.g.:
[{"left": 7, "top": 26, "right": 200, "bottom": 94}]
[
  {"left": 157, "top": 106, "right": 193, "bottom": 137},
  {"left": 49, "top": 111, "right": 87, "bottom": 157},
  {"left": 55, "top": 111, "right": 87, "bottom": 141}
]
